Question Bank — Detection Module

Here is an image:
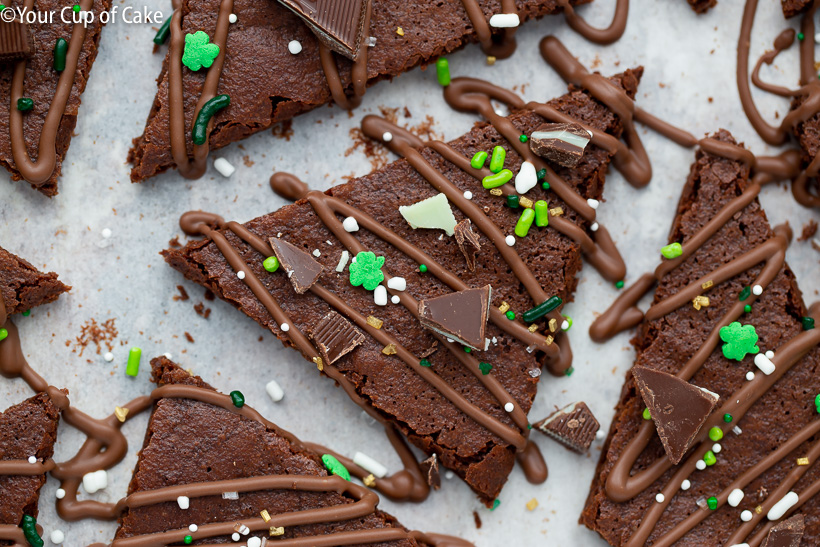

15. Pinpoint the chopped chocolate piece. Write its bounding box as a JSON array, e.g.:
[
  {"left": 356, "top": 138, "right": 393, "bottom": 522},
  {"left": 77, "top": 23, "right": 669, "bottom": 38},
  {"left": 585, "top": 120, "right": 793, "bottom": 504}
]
[
  {"left": 0, "top": 21, "right": 31, "bottom": 62},
  {"left": 533, "top": 402, "right": 600, "bottom": 453},
  {"left": 418, "top": 286, "right": 490, "bottom": 350},
  {"left": 762, "top": 515, "right": 805, "bottom": 547},
  {"left": 278, "top": 0, "right": 370, "bottom": 60},
  {"left": 418, "top": 454, "right": 440, "bottom": 490},
  {"left": 454, "top": 220, "right": 481, "bottom": 272},
  {"left": 269, "top": 238, "right": 325, "bottom": 294},
  {"left": 529, "top": 122, "right": 592, "bottom": 168},
  {"left": 632, "top": 366, "right": 719, "bottom": 464},
  {"left": 309, "top": 310, "right": 366, "bottom": 364}
]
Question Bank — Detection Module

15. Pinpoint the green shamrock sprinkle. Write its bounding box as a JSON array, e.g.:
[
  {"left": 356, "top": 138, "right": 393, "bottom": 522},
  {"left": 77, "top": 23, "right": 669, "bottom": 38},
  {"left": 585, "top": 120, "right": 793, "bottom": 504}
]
[
  {"left": 348, "top": 251, "right": 385, "bottom": 291},
  {"left": 661, "top": 242, "right": 683, "bottom": 259},
  {"left": 719, "top": 322, "right": 759, "bottom": 361},
  {"left": 321, "top": 454, "right": 350, "bottom": 481},
  {"left": 420, "top": 359, "right": 431, "bottom": 368},
  {"left": 229, "top": 390, "right": 245, "bottom": 408},
  {"left": 564, "top": 366, "right": 574, "bottom": 377},
  {"left": 505, "top": 310, "right": 515, "bottom": 321},
  {"left": 536, "top": 168, "right": 547, "bottom": 181},
  {"left": 707, "top": 496, "right": 718, "bottom": 510},
  {"left": 182, "top": 31, "right": 220, "bottom": 71},
  {"left": 479, "top": 362, "right": 493, "bottom": 375}
]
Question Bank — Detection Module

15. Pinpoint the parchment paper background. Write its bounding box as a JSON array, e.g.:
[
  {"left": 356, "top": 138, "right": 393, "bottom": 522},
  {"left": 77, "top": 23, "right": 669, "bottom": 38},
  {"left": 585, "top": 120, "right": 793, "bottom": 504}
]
[{"left": 1, "top": 0, "right": 819, "bottom": 544}]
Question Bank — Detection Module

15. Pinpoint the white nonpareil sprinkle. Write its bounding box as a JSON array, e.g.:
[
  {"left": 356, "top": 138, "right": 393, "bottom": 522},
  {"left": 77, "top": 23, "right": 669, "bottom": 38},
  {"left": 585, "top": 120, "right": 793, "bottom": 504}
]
[
  {"left": 489, "top": 13, "right": 520, "bottom": 27},
  {"left": 55, "top": 488, "right": 66, "bottom": 499},
  {"left": 214, "top": 158, "right": 236, "bottom": 177},
  {"left": 28, "top": 456, "right": 37, "bottom": 464},
  {"left": 767, "top": 491, "right": 798, "bottom": 520},
  {"left": 343, "top": 217, "right": 359, "bottom": 232},
  {"left": 189, "top": 524, "right": 198, "bottom": 532},
  {"left": 505, "top": 235, "right": 516, "bottom": 246},
  {"left": 464, "top": 191, "right": 473, "bottom": 200},
  {"left": 247, "top": 537, "right": 262, "bottom": 547},
  {"left": 288, "top": 40, "right": 302, "bottom": 54},
  {"left": 374, "top": 285, "right": 388, "bottom": 306},
  {"left": 587, "top": 199, "right": 599, "bottom": 210},
  {"left": 680, "top": 480, "right": 691, "bottom": 491},
  {"left": 164, "top": 353, "right": 173, "bottom": 359},
  {"left": 528, "top": 368, "right": 541, "bottom": 378},
  {"left": 727, "top": 489, "right": 744, "bottom": 507},
  {"left": 695, "top": 460, "right": 706, "bottom": 471},
  {"left": 104, "top": 352, "right": 114, "bottom": 362},
  {"left": 280, "top": 323, "right": 290, "bottom": 332},
  {"left": 367, "top": 36, "right": 377, "bottom": 47},
  {"left": 232, "top": 533, "right": 241, "bottom": 541},
  {"left": 353, "top": 452, "right": 388, "bottom": 478},
  {"left": 445, "top": 470, "right": 454, "bottom": 480},
  {"left": 590, "top": 222, "right": 599, "bottom": 232},
  {"left": 655, "top": 493, "right": 665, "bottom": 503},
  {"left": 50, "top": 530, "right": 65, "bottom": 544},
  {"left": 561, "top": 320, "right": 570, "bottom": 331},
  {"left": 336, "top": 250, "right": 350, "bottom": 273},
  {"left": 754, "top": 353, "right": 775, "bottom": 375},
  {"left": 729, "top": 544, "right": 750, "bottom": 547},
  {"left": 383, "top": 132, "right": 393, "bottom": 142},
  {"left": 387, "top": 277, "right": 406, "bottom": 291},
  {"left": 266, "top": 379, "right": 284, "bottom": 402},
  {"left": 239, "top": 525, "right": 250, "bottom": 535},
  {"left": 228, "top": 13, "right": 237, "bottom": 23},
  {"left": 752, "top": 284, "right": 763, "bottom": 295},
  {"left": 391, "top": 295, "right": 400, "bottom": 304},
  {"left": 765, "top": 350, "right": 774, "bottom": 359},
  {"left": 746, "top": 371, "right": 755, "bottom": 381},
  {"left": 312, "top": 249, "right": 321, "bottom": 257},
  {"left": 504, "top": 402, "right": 514, "bottom": 412},
  {"left": 712, "top": 443, "right": 722, "bottom": 454},
  {"left": 101, "top": 228, "right": 112, "bottom": 238},
  {"left": 177, "top": 495, "right": 190, "bottom": 509},
  {"left": 237, "top": 270, "right": 246, "bottom": 280},
  {"left": 740, "top": 510, "right": 753, "bottom": 522},
  {"left": 82, "top": 469, "right": 108, "bottom": 494}
]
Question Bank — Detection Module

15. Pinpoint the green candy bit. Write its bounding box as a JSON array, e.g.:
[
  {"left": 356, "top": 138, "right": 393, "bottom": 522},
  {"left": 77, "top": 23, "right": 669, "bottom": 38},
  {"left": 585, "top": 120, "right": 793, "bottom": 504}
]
[
  {"left": 739, "top": 286, "right": 751, "bottom": 301},
  {"left": 514, "top": 208, "right": 535, "bottom": 238},
  {"left": 802, "top": 317, "right": 815, "bottom": 330},
  {"left": 192, "top": 94, "right": 230, "bottom": 145},
  {"left": 479, "top": 362, "right": 493, "bottom": 375},
  {"left": 470, "top": 150, "right": 488, "bottom": 169},
  {"left": 719, "top": 322, "right": 759, "bottom": 361},
  {"left": 0, "top": 328, "right": 7, "bottom": 342},
  {"left": 229, "top": 390, "right": 245, "bottom": 408},
  {"left": 321, "top": 454, "right": 351, "bottom": 481},
  {"left": 708, "top": 426, "right": 724, "bottom": 442},
  {"left": 126, "top": 347, "right": 141, "bottom": 377},
  {"left": 263, "top": 256, "right": 280, "bottom": 272},
  {"left": 519, "top": 134, "right": 528, "bottom": 143},
  {"left": 615, "top": 280, "right": 625, "bottom": 289},
  {"left": 564, "top": 366, "right": 574, "bottom": 377},
  {"left": 522, "top": 295, "right": 562, "bottom": 323},
  {"left": 182, "top": 30, "right": 220, "bottom": 71},
  {"left": 489, "top": 146, "right": 506, "bottom": 173},
  {"left": 661, "top": 242, "right": 683, "bottom": 259},
  {"left": 744, "top": 304, "right": 751, "bottom": 313},
  {"left": 707, "top": 496, "right": 718, "bottom": 510},
  {"left": 541, "top": 181, "right": 551, "bottom": 190},
  {"left": 419, "top": 264, "right": 428, "bottom": 273},
  {"left": 723, "top": 413, "right": 733, "bottom": 423},
  {"left": 815, "top": 393, "right": 820, "bottom": 413},
  {"left": 183, "top": 535, "right": 193, "bottom": 545},
  {"left": 798, "top": 32, "right": 805, "bottom": 40},
  {"left": 506, "top": 195, "right": 520, "bottom": 208},
  {"left": 21, "top": 515, "right": 43, "bottom": 547},
  {"left": 72, "top": 4, "right": 80, "bottom": 12},
  {"left": 536, "top": 168, "right": 547, "bottom": 181},
  {"left": 153, "top": 16, "right": 172, "bottom": 45},
  {"left": 349, "top": 251, "right": 385, "bottom": 291},
  {"left": 562, "top": 316, "right": 573, "bottom": 331},
  {"left": 490, "top": 499, "right": 501, "bottom": 511},
  {"left": 533, "top": 200, "right": 549, "bottom": 227},
  {"left": 420, "top": 359, "right": 431, "bottom": 367},
  {"left": 703, "top": 450, "right": 717, "bottom": 466},
  {"left": 53, "top": 38, "right": 68, "bottom": 72},
  {"left": 505, "top": 310, "right": 515, "bottom": 321},
  {"left": 436, "top": 58, "right": 450, "bottom": 86},
  {"left": 482, "top": 169, "right": 513, "bottom": 189},
  {"left": 17, "top": 98, "right": 33, "bottom": 112},
  {"left": 463, "top": 347, "right": 471, "bottom": 353},
  {"left": 22, "top": 310, "right": 30, "bottom": 316},
  {"left": 642, "top": 408, "right": 651, "bottom": 420}
]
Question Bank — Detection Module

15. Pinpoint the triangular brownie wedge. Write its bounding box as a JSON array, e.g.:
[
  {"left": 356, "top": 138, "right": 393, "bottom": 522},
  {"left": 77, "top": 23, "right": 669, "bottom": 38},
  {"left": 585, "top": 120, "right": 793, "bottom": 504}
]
[
  {"left": 128, "top": 0, "right": 593, "bottom": 182},
  {"left": 0, "top": 0, "right": 111, "bottom": 196},
  {"left": 583, "top": 130, "right": 820, "bottom": 546},
  {"left": 0, "top": 246, "right": 70, "bottom": 319},
  {"left": 163, "top": 66, "right": 643, "bottom": 504},
  {"left": 114, "top": 356, "right": 469, "bottom": 546}
]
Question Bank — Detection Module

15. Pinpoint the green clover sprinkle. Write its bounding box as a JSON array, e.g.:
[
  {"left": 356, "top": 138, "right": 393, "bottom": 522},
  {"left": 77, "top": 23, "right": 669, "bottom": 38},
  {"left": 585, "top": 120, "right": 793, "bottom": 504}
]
[
  {"left": 490, "top": 499, "right": 501, "bottom": 511},
  {"left": 479, "top": 362, "right": 493, "bottom": 375},
  {"left": 182, "top": 31, "right": 220, "bottom": 71},
  {"left": 744, "top": 304, "right": 752, "bottom": 314},
  {"left": 661, "top": 242, "right": 683, "bottom": 259},
  {"left": 739, "top": 286, "right": 751, "bottom": 301},
  {"left": 505, "top": 310, "right": 515, "bottom": 321},
  {"left": 420, "top": 359, "right": 431, "bottom": 368},
  {"left": 419, "top": 264, "right": 428, "bottom": 273},
  {"left": 463, "top": 347, "right": 471, "bottom": 353},
  {"left": 615, "top": 280, "right": 625, "bottom": 289},
  {"left": 707, "top": 496, "right": 718, "bottom": 510},
  {"left": 21, "top": 515, "right": 43, "bottom": 547},
  {"left": 703, "top": 450, "right": 716, "bottom": 466},
  {"left": 708, "top": 427, "right": 723, "bottom": 442},
  {"left": 0, "top": 328, "right": 7, "bottom": 342},
  {"left": 263, "top": 256, "right": 280, "bottom": 272},
  {"left": 229, "top": 390, "right": 245, "bottom": 408},
  {"left": 642, "top": 408, "right": 652, "bottom": 420},
  {"left": 348, "top": 251, "right": 385, "bottom": 291},
  {"left": 723, "top": 413, "right": 733, "bottom": 423},
  {"left": 322, "top": 454, "right": 350, "bottom": 480},
  {"left": 719, "top": 322, "right": 759, "bottom": 361},
  {"left": 803, "top": 317, "right": 816, "bottom": 331}
]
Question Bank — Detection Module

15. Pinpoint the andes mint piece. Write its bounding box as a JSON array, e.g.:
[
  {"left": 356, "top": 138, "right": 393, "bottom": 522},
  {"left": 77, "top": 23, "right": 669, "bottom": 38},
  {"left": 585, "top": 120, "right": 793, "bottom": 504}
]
[
  {"left": 277, "top": 0, "right": 370, "bottom": 61},
  {"left": 418, "top": 286, "right": 491, "bottom": 350},
  {"left": 532, "top": 402, "right": 600, "bottom": 453},
  {"left": 419, "top": 453, "right": 441, "bottom": 490},
  {"left": 269, "top": 238, "right": 325, "bottom": 294},
  {"left": 309, "top": 310, "right": 365, "bottom": 364},
  {"left": 762, "top": 515, "right": 805, "bottom": 547},
  {"left": 454, "top": 219, "right": 481, "bottom": 272},
  {"left": 529, "top": 122, "right": 592, "bottom": 168},
  {"left": 632, "top": 366, "right": 720, "bottom": 464},
  {"left": 0, "top": 20, "right": 32, "bottom": 62}
]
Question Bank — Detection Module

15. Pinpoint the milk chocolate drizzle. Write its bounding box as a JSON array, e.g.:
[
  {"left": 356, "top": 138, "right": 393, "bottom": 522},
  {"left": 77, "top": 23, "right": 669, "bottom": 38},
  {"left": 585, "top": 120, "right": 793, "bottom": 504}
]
[
  {"left": 588, "top": 139, "right": 820, "bottom": 546},
  {"left": 459, "top": 0, "right": 519, "bottom": 59},
  {"left": 8, "top": 0, "right": 94, "bottom": 186},
  {"left": 737, "top": 0, "right": 820, "bottom": 207},
  {"left": 556, "top": 0, "right": 629, "bottom": 45},
  {"left": 317, "top": 0, "right": 372, "bottom": 110}
]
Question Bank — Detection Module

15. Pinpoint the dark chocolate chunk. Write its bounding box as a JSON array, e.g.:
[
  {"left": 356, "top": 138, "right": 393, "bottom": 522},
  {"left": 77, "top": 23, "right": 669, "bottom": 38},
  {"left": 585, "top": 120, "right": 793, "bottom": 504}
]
[
  {"left": 533, "top": 402, "right": 600, "bottom": 453},
  {"left": 632, "top": 365, "right": 720, "bottom": 464},
  {"left": 309, "top": 310, "right": 365, "bottom": 364},
  {"left": 529, "top": 122, "right": 592, "bottom": 168},
  {"left": 418, "top": 285, "right": 491, "bottom": 350},
  {"left": 0, "top": 20, "right": 32, "bottom": 62},
  {"left": 277, "top": 0, "right": 370, "bottom": 60},
  {"left": 762, "top": 515, "right": 805, "bottom": 547},
  {"left": 269, "top": 238, "right": 325, "bottom": 294},
  {"left": 454, "top": 219, "right": 481, "bottom": 272},
  {"left": 419, "top": 453, "right": 441, "bottom": 490}
]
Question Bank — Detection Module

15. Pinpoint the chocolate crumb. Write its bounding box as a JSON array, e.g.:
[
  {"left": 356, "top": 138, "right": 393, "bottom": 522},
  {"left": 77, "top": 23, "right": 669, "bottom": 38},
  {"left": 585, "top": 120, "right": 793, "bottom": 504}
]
[
  {"left": 184, "top": 332, "right": 195, "bottom": 343},
  {"left": 798, "top": 219, "right": 817, "bottom": 241},
  {"left": 193, "top": 302, "right": 211, "bottom": 319},
  {"left": 271, "top": 119, "right": 294, "bottom": 141},
  {"left": 472, "top": 511, "right": 482, "bottom": 529},
  {"left": 69, "top": 318, "right": 118, "bottom": 356},
  {"left": 168, "top": 236, "right": 181, "bottom": 248},
  {"left": 204, "top": 289, "right": 215, "bottom": 301},
  {"left": 173, "top": 285, "right": 189, "bottom": 302}
]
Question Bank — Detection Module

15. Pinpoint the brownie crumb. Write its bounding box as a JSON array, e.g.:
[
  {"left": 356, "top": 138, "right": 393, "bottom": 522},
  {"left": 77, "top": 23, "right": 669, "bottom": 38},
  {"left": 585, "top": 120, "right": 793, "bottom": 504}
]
[
  {"left": 184, "top": 332, "right": 195, "bottom": 343},
  {"left": 69, "top": 318, "right": 118, "bottom": 356},
  {"left": 798, "top": 219, "right": 817, "bottom": 241},
  {"left": 472, "top": 511, "right": 482, "bottom": 529},
  {"left": 242, "top": 155, "right": 254, "bottom": 167},
  {"left": 168, "top": 236, "right": 181, "bottom": 248},
  {"left": 193, "top": 302, "right": 211, "bottom": 319},
  {"left": 204, "top": 289, "right": 215, "bottom": 301},
  {"left": 271, "top": 120, "right": 294, "bottom": 141},
  {"left": 173, "top": 285, "right": 189, "bottom": 301}
]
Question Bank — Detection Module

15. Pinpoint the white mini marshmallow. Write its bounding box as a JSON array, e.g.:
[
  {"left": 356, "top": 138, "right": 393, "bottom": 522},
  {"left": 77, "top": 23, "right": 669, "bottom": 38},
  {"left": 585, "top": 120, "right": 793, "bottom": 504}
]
[
  {"left": 727, "top": 489, "right": 744, "bottom": 507},
  {"left": 214, "top": 158, "right": 236, "bottom": 177},
  {"left": 489, "top": 13, "right": 520, "bottom": 27},
  {"left": 343, "top": 217, "right": 359, "bottom": 232},
  {"left": 353, "top": 452, "right": 388, "bottom": 478},
  {"left": 177, "top": 495, "right": 190, "bottom": 509},
  {"left": 387, "top": 277, "right": 406, "bottom": 291},
  {"left": 767, "top": 491, "right": 798, "bottom": 520},
  {"left": 374, "top": 285, "right": 388, "bottom": 306},
  {"left": 266, "top": 379, "right": 284, "bottom": 402},
  {"left": 754, "top": 353, "right": 775, "bottom": 375}
]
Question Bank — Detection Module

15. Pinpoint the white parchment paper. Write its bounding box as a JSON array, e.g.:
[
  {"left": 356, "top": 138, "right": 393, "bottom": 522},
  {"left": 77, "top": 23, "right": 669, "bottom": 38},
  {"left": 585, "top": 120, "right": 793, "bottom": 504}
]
[{"left": 1, "top": 0, "right": 819, "bottom": 545}]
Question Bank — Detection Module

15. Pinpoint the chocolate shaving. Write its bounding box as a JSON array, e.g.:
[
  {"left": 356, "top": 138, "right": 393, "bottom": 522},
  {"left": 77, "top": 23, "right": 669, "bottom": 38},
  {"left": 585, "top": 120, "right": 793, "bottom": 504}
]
[
  {"left": 632, "top": 366, "right": 720, "bottom": 464},
  {"left": 418, "top": 286, "right": 491, "bottom": 350},
  {"left": 309, "top": 310, "right": 365, "bottom": 364},
  {"left": 529, "top": 122, "right": 592, "bottom": 168},
  {"left": 454, "top": 219, "right": 481, "bottom": 272},
  {"left": 419, "top": 453, "right": 440, "bottom": 490},
  {"left": 762, "top": 514, "right": 805, "bottom": 547},
  {"left": 533, "top": 402, "right": 600, "bottom": 453},
  {"left": 269, "top": 238, "right": 325, "bottom": 294},
  {"left": 277, "top": 0, "right": 370, "bottom": 60},
  {"left": 0, "top": 20, "right": 32, "bottom": 62}
]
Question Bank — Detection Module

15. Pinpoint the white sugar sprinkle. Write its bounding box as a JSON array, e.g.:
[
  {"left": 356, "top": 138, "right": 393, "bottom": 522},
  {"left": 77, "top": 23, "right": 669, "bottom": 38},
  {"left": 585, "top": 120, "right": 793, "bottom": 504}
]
[
  {"left": 595, "top": 430, "right": 604, "bottom": 440},
  {"left": 104, "top": 352, "right": 114, "bottom": 362},
  {"left": 312, "top": 249, "right": 321, "bottom": 257},
  {"left": 266, "top": 379, "right": 284, "bottom": 402},
  {"left": 504, "top": 402, "right": 514, "bottom": 412},
  {"left": 391, "top": 295, "right": 400, "bottom": 304},
  {"left": 164, "top": 353, "right": 173, "bottom": 359},
  {"left": 464, "top": 191, "right": 473, "bottom": 199},
  {"left": 28, "top": 456, "right": 37, "bottom": 464},
  {"left": 50, "top": 530, "right": 65, "bottom": 544},
  {"left": 695, "top": 460, "right": 706, "bottom": 471},
  {"left": 590, "top": 222, "right": 599, "bottom": 232},
  {"left": 177, "top": 495, "right": 189, "bottom": 509},
  {"left": 740, "top": 510, "right": 753, "bottom": 522},
  {"left": 505, "top": 235, "right": 516, "bottom": 246},
  {"left": 815, "top": 33, "right": 820, "bottom": 43},
  {"left": 343, "top": 217, "right": 359, "bottom": 232},
  {"left": 354, "top": 452, "right": 388, "bottom": 478},
  {"left": 189, "top": 524, "right": 198, "bottom": 532},
  {"left": 280, "top": 323, "right": 290, "bottom": 332},
  {"left": 223, "top": 492, "right": 239, "bottom": 500},
  {"left": 374, "top": 285, "right": 388, "bottom": 306},
  {"left": 752, "top": 284, "right": 763, "bottom": 295},
  {"left": 746, "top": 371, "right": 755, "bottom": 381},
  {"left": 680, "top": 480, "right": 691, "bottom": 491},
  {"left": 247, "top": 537, "right": 262, "bottom": 547},
  {"left": 237, "top": 271, "right": 246, "bottom": 279},
  {"left": 383, "top": 132, "right": 393, "bottom": 142},
  {"left": 228, "top": 13, "right": 237, "bottom": 23},
  {"left": 733, "top": 426, "right": 743, "bottom": 435},
  {"left": 489, "top": 13, "right": 520, "bottom": 27},
  {"left": 728, "top": 489, "right": 744, "bottom": 507},
  {"left": 445, "top": 470, "right": 455, "bottom": 480},
  {"left": 754, "top": 353, "right": 775, "bottom": 375},
  {"left": 387, "top": 277, "right": 406, "bottom": 291},
  {"left": 587, "top": 198, "right": 599, "bottom": 210},
  {"left": 55, "top": 488, "right": 65, "bottom": 499},
  {"left": 288, "top": 40, "right": 302, "bottom": 54},
  {"left": 712, "top": 443, "right": 722, "bottom": 454},
  {"left": 101, "top": 228, "right": 112, "bottom": 238},
  {"left": 561, "top": 320, "right": 570, "bottom": 331},
  {"left": 214, "top": 158, "right": 236, "bottom": 177},
  {"left": 767, "top": 491, "right": 798, "bottom": 520},
  {"left": 765, "top": 350, "right": 774, "bottom": 359},
  {"left": 335, "top": 250, "right": 350, "bottom": 273},
  {"left": 232, "top": 533, "right": 241, "bottom": 541},
  {"left": 655, "top": 493, "right": 665, "bottom": 503}
]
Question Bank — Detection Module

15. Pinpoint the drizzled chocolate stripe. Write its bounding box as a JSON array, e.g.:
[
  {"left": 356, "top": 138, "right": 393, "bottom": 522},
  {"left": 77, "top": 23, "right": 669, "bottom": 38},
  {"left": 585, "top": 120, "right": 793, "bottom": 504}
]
[
  {"left": 0, "top": 458, "right": 55, "bottom": 475},
  {"left": 555, "top": 0, "right": 628, "bottom": 45},
  {"left": 458, "top": 0, "right": 519, "bottom": 59},
  {"left": 0, "top": 524, "right": 27, "bottom": 547},
  {"left": 317, "top": 0, "right": 371, "bottom": 110}
]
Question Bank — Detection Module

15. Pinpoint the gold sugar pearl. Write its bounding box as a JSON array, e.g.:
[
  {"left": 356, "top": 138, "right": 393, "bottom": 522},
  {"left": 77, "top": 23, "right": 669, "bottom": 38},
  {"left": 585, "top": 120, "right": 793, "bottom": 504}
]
[
  {"left": 260, "top": 510, "right": 271, "bottom": 522},
  {"left": 114, "top": 406, "right": 129, "bottom": 423},
  {"left": 489, "top": 188, "right": 503, "bottom": 196},
  {"left": 527, "top": 324, "right": 538, "bottom": 333},
  {"left": 382, "top": 344, "right": 397, "bottom": 355},
  {"left": 548, "top": 318, "right": 557, "bottom": 333},
  {"left": 701, "top": 280, "right": 714, "bottom": 290},
  {"left": 396, "top": 27, "right": 404, "bottom": 36},
  {"left": 363, "top": 474, "right": 376, "bottom": 487},
  {"left": 269, "top": 526, "right": 285, "bottom": 537},
  {"left": 486, "top": 55, "right": 496, "bottom": 65},
  {"left": 526, "top": 498, "right": 538, "bottom": 511},
  {"left": 498, "top": 302, "right": 510, "bottom": 313},
  {"left": 312, "top": 356, "right": 324, "bottom": 371},
  {"left": 797, "top": 457, "right": 810, "bottom": 466},
  {"left": 366, "top": 316, "right": 384, "bottom": 329},
  {"left": 519, "top": 196, "right": 534, "bottom": 209}
]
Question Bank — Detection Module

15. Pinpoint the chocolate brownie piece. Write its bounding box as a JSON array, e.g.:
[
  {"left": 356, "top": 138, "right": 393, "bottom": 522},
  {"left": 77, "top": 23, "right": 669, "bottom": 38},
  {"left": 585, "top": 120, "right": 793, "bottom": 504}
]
[
  {"left": 128, "top": 0, "right": 591, "bottom": 182},
  {"left": 0, "top": 246, "right": 70, "bottom": 317},
  {"left": 582, "top": 131, "right": 820, "bottom": 545},
  {"left": 0, "top": 393, "right": 61, "bottom": 547},
  {"left": 687, "top": 0, "right": 716, "bottom": 13},
  {"left": 114, "top": 356, "right": 445, "bottom": 546},
  {"left": 0, "top": 0, "right": 111, "bottom": 196},
  {"left": 782, "top": 0, "right": 812, "bottom": 18},
  {"left": 163, "top": 67, "right": 642, "bottom": 503}
]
